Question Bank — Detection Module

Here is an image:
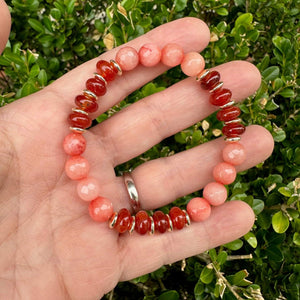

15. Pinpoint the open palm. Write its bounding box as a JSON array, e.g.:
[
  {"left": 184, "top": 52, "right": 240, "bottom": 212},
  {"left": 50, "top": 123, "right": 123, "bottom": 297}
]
[{"left": 0, "top": 12, "right": 273, "bottom": 300}]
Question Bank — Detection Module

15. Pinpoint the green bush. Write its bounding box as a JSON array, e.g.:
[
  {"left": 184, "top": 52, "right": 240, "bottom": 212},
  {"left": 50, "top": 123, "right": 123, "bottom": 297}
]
[{"left": 1, "top": 0, "right": 299, "bottom": 299}]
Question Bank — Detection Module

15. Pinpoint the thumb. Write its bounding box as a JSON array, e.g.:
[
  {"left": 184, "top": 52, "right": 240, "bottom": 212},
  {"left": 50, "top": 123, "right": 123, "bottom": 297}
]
[{"left": 0, "top": 0, "right": 11, "bottom": 54}]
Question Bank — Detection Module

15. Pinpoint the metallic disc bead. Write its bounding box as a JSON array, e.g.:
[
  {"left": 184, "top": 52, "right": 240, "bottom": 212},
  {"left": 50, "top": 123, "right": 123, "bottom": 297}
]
[
  {"left": 166, "top": 214, "right": 173, "bottom": 232},
  {"left": 72, "top": 108, "right": 89, "bottom": 116},
  {"left": 108, "top": 212, "right": 118, "bottom": 229},
  {"left": 209, "top": 82, "right": 224, "bottom": 93},
  {"left": 182, "top": 209, "right": 191, "bottom": 226},
  {"left": 224, "top": 118, "right": 242, "bottom": 125},
  {"left": 149, "top": 216, "right": 155, "bottom": 235},
  {"left": 225, "top": 136, "right": 241, "bottom": 142},
  {"left": 83, "top": 89, "right": 97, "bottom": 100},
  {"left": 69, "top": 126, "right": 86, "bottom": 133},
  {"left": 196, "top": 69, "right": 210, "bottom": 81},
  {"left": 110, "top": 59, "right": 123, "bottom": 76},
  {"left": 94, "top": 73, "right": 107, "bottom": 86},
  {"left": 129, "top": 216, "right": 136, "bottom": 234},
  {"left": 220, "top": 100, "right": 235, "bottom": 109}
]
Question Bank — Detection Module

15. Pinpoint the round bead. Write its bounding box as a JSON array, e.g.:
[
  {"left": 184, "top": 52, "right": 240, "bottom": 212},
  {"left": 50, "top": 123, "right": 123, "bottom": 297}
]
[
  {"left": 77, "top": 177, "right": 101, "bottom": 201},
  {"left": 181, "top": 52, "right": 205, "bottom": 77},
  {"left": 88, "top": 196, "right": 114, "bottom": 222},
  {"left": 86, "top": 78, "right": 106, "bottom": 96},
  {"left": 75, "top": 95, "right": 98, "bottom": 113},
  {"left": 217, "top": 106, "right": 241, "bottom": 122},
  {"left": 115, "top": 208, "right": 132, "bottom": 233},
  {"left": 96, "top": 60, "right": 117, "bottom": 81},
  {"left": 200, "top": 70, "right": 220, "bottom": 90},
  {"left": 187, "top": 197, "right": 211, "bottom": 222},
  {"left": 65, "top": 156, "right": 90, "bottom": 180},
  {"left": 222, "top": 142, "right": 246, "bottom": 165},
  {"left": 210, "top": 88, "right": 232, "bottom": 106},
  {"left": 63, "top": 132, "right": 86, "bottom": 156},
  {"left": 213, "top": 162, "right": 236, "bottom": 185},
  {"left": 68, "top": 112, "right": 92, "bottom": 129},
  {"left": 135, "top": 210, "right": 151, "bottom": 235},
  {"left": 161, "top": 43, "right": 184, "bottom": 67},
  {"left": 138, "top": 43, "right": 161, "bottom": 67},
  {"left": 169, "top": 207, "right": 186, "bottom": 230},
  {"left": 203, "top": 182, "right": 227, "bottom": 206},
  {"left": 116, "top": 46, "right": 139, "bottom": 71},
  {"left": 222, "top": 123, "right": 246, "bottom": 138},
  {"left": 153, "top": 211, "right": 169, "bottom": 233}
]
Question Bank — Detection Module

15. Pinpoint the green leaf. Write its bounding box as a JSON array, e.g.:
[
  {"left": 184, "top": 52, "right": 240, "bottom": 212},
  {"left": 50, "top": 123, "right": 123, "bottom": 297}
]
[
  {"left": 174, "top": 0, "right": 187, "bottom": 12},
  {"left": 244, "top": 232, "right": 257, "bottom": 248},
  {"left": 131, "top": 274, "right": 149, "bottom": 284},
  {"left": 293, "top": 232, "right": 300, "bottom": 246},
  {"left": 272, "top": 211, "right": 289, "bottom": 233},
  {"left": 29, "top": 64, "right": 40, "bottom": 77},
  {"left": 216, "top": 8, "right": 228, "bottom": 16},
  {"left": 50, "top": 8, "right": 61, "bottom": 20},
  {"left": 66, "top": 0, "right": 76, "bottom": 14},
  {"left": 235, "top": 13, "right": 253, "bottom": 26},
  {"left": 28, "top": 18, "right": 45, "bottom": 33},
  {"left": 194, "top": 281, "right": 204, "bottom": 298},
  {"left": 265, "top": 99, "right": 279, "bottom": 111},
  {"left": 216, "top": 251, "right": 228, "bottom": 265},
  {"left": 262, "top": 66, "right": 280, "bottom": 81},
  {"left": 265, "top": 245, "right": 284, "bottom": 262},
  {"left": 3, "top": 51, "right": 24, "bottom": 65},
  {"left": 252, "top": 199, "right": 265, "bottom": 215},
  {"left": 279, "top": 88, "right": 295, "bottom": 98},
  {"left": 38, "top": 69, "right": 47, "bottom": 86},
  {"left": 20, "top": 82, "right": 38, "bottom": 97},
  {"left": 231, "top": 270, "right": 251, "bottom": 286},
  {"left": 200, "top": 265, "right": 214, "bottom": 284},
  {"left": 224, "top": 239, "right": 243, "bottom": 251},
  {"left": 158, "top": 290, "right": 179, "bottom": 300},
  {"left": 121, "top": 0, "right": 135, "bottom": 11},
  {"left": 278, "top": 187, "right": 292, "bottom": 197},
  {"left": 209, "top": 248, "right": 217, "bottom": 262},
  {"left": 273, "top": 127, "right": 286, "bottom": 142}
]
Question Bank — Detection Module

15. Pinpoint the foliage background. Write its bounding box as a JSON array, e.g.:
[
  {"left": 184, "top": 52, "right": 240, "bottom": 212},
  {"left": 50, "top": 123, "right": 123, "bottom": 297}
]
[{"left": 1, "top": 0, "right": 299, "bottom": 299}]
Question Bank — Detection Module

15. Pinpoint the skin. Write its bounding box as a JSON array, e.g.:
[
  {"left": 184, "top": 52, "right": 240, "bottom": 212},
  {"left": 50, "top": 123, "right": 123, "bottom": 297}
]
[{"left": 0, "top": 3, "right": 274, "bottom": 299}]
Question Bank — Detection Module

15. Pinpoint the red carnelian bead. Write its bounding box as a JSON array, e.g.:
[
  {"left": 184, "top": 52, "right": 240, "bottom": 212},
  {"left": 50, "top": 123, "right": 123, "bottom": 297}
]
[
  {"left": 114, "top": 208, "right": 132, "bottom": 233},
  {"left": 169, "top": 207, "right": 186, "bottom": 230},
  {"left": 68, "top": 112, "right": 92, "bottom": 129},
  {"left": 210, "top": 88, "right": 232, "bottom": 106},
  {"left": 86, "top": 78, "right": 106, "bottom": 97},
  {"left": 222, "top": 123, "right": 246, "bottom": 137},
  {"left": 75, "top": 95, "right": 98, "bottom": 113},
  {"left": 96, "top": 60, "right": 117, "bottom": 82},
  {"left": 135, "top": 210, "right": 151, "bottom": 235},
  {"left": 201, "top": 70, "right": 220, "bottom": 90},
  {"left": 217, "top": 106, "right": 241, "bottom": 122},
  {"left": 153, "top": 211, "right": 169, "bottom": 233}
]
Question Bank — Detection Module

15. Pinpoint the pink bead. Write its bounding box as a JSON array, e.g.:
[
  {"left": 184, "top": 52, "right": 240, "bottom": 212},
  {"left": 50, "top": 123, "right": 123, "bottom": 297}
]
[
  {"left": 213, "top": 162, "right": 236, "bottom": 185},
  {"left": 88, "top": 196, "right": 114, "bottom": 222},
  {"left": 77, "top": 177, "right": 100, "bottom": 201},
  {"left": 139, "top": 43, "right": 161, "bottom": 67},
  {"left": 203, "top": 182, "right": 227, "bottom": 206},
  {"left": 222, "top": 142, "right": 246, "bottom": 166},
  {"left": 115, "top": 46, "right": 139, "bottom": 71},
  {"left": 187, "top": 197, "right": 211, "bottom": 222},
  {"left": 181, "top": 52, "right": 205, "bottom": 77},
  {"left": 161, "top": 43, "right": 184, "bottom": 67},
  {"left": 65, "top": 156, "right": 90, "bottom": 180},
  {"left": 63, "top": 133, "right": 86, "bottom": 156}
]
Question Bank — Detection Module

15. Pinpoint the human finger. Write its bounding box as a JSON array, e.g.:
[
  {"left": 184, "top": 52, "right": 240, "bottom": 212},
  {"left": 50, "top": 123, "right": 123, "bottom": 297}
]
[
  {"left": 118, "top": 200, "right": 254, "bottom": 281},
  {"left": 47, "top": 17, "right": 210, "bottom": 112},
  {"left": 92, "top": 60, "right": 261, "bottom": 165},
  {"left": 0, "top": 0, "right": 11, "bottom": 54}
]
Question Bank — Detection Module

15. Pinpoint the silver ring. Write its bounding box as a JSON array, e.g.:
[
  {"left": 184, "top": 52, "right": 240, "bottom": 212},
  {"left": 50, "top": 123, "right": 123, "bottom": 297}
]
[{"left": 123, "top": 172, "right": 140, "bottom": 212}]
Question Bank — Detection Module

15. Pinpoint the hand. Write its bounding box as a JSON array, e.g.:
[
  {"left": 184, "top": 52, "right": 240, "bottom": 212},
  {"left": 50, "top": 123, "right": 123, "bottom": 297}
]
[{"left": 0, "top": 3, "right": 273, "bottom": 299}]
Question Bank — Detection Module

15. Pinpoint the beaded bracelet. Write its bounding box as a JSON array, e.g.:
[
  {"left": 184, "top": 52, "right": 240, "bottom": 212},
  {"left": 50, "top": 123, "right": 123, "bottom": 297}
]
[{"left": 63, "top": 43, "right": 246, "bottom": 235}]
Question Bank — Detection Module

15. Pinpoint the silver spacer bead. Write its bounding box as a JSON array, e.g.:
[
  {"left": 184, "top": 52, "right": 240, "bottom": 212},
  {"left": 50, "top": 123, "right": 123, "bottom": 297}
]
[
  {"left": 94, "top": 73, "right": 107, "bottom": 86},
  {"left": 196, "top": 69, "right": 210, "bottom": 81},
  {"left": 209, "top": 82, "right": 224, "bottom": 93},
  {"left": 220, "top": 100, "right": 235, "bottom": 109},
  {"left": 110, "top": 59, "right": 122, "bottom": 76},
  {"left": 83, "top": 89, "right": 97, "bottom": 100},
  {"left": 224, "top": 118, "right": 242, "bottom": 125},
  {"left": 72, "top": 108, "right": 89, "bottom": 115},
  {"left": 182, "top": 209, "right": 191, "bottom": 226},
  {"left": 149, "top": 216, "right": 155, "bottom": 235},
  {"left": 166, "top": 214, "right": 173, "bottom": 232},
  {"left": 69, "top": 127, "right": 86, "bottom": 133},
  {"left": 225, "top": 136, "right": 241, "bottom": 142},
  {"left": 129, "top": 216, "right": 136, "bottom": 234},
  {"left": 108, "top": 212, "right": 118, "bottom": 229}
]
